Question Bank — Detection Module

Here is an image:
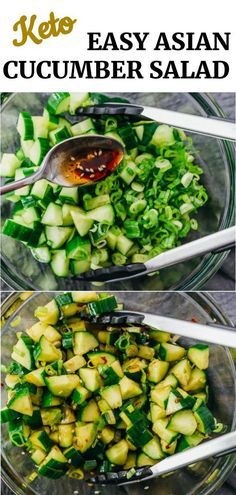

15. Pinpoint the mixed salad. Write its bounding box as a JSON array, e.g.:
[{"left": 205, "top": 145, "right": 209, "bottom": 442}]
[
  {"left": 1, "top": 92, "right": 208, "bottom": 278},
  {"left": 1, "top": 292, "right": 222, "bottom": 481}
]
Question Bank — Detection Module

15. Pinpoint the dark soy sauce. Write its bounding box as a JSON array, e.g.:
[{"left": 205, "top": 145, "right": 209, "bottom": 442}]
[{"left": 61, "top": 148, "right": 122, "bottom": 185}]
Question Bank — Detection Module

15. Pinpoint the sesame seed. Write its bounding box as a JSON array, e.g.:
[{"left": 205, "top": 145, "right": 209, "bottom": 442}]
[
  {"left": 73, "top": 491, "right": 79, "bottom": 494},
  {"left": 80, "top": 173, "right": 84, "bottom": 177},
  {"left": 90, "top": 168, "right": 94, "bottom": 172},
  {"left": 70, "top": 156, "right": 75, "bottom": 161},
  {"left": 144, "top": 486, "right": 149, "bottom": 490},
  {"left": 98, "top": 150, "right": 102, "bottom": 155},
  {"left": 85, "top": 168, "right": 91, "bottom": 172},
  {"left": 90, "top": 174, "right": 95, "bottom": 178}
]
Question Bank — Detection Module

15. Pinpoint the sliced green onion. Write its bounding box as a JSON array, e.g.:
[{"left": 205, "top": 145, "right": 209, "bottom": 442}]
[
  {"left": 143, "top": 209, "right": 158, "bottom": 229},
  {"left": 180, "top": 203, "right": 194, "bottom": 215},
  {"left": 127, "top": 467, "right": 136, "bottom": 479},
  {"left": 155, "top": 157, "right": 172, "bottom": 172},
  {"left": 105, "top": 117, "right": 118, "bottom": 132},
  {"left": 112, "top": 252, "right": 127, "bottom": 265},
  {"left": 124, "top": 220, "right": 140, "bottom": 239},
  {"left": 172, "top": 220, "right": 183, "bottom": 230},
  {"left": 114, "top": 203, "right": 127, "bottom": 221},
  {"left": 190, "top": 218, "right": 198, "bottom": 230},
  {"left": 131, "top": 182, "right": 145, "bottom": 192},
  {"left": 181, "top": 172, "right": 194, "bottom": 188},
  {"left": 129, "top": 200, "right": 147, "bottom": 215},
  {"left": 114, "top": 334, "right": 131, "bottom": 351},
  {"left": 135, "top": 153, "right": 153, "bottom": 164}
]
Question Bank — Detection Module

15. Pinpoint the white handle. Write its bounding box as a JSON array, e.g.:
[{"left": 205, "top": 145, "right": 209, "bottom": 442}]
[
  {"left": 145, "top": 227, "right": 236, "bottom": 274},
  {"left": 143, "top": 106, "right": 236, "bottom": 141},
  {"left": 141, "top": 312, "right": 236, "bottom": 348},
  {"left": 151, "top": 431, "right": 236, "bottom": 478}
]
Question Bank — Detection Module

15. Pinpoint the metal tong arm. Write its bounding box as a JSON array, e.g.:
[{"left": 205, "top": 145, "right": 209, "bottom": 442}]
[
  {"left": 145, "top": 226, "right": 236, "bottom": 274},
  {"left": 78, "top": 227, "right": 235, "bottom": 282},
  {"left": 75, "top": 102, "right": 236, "bottom": 141},
  {"left": 141, "top": 312, "right": 236, "bottom": 348},
  {"left": 90, "top": 431, "right": 236, "bottom": 485},
  {"left": 137, "top": 431, "right": 236, "bottom": 484},
  {"left": 107, "top": 310, "right": 236, "bottom": 348}
]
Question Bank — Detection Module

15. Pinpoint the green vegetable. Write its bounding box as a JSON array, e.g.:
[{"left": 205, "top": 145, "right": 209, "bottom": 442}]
[
  {"left": 2, "top": 92, "right": 208, "bottom": 279},
  {"left": 1, "top": 292, "right": 220, "bottom": 481}
]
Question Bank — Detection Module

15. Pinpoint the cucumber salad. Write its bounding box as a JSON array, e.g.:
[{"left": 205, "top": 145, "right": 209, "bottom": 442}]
[
  {"left": 1, "top": 292, "right": 222, "bottom": 481},
  {"left": 1, "top": 92, "right": 208, "bottom": 278}
]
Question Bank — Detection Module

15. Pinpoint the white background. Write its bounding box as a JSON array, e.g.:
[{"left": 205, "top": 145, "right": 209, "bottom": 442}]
[{"left": 0, "top": 0, "right": 235, "bottom": 92}]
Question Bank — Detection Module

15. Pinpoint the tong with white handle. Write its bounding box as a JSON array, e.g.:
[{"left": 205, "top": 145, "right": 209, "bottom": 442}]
[
  {"left": 86, "top": 309, "right": 236, "bottom": 485},
  {"left": 90, "top": 431, "right": 236, "bottom": 485},
  {"left": 68, "top": 102, "right": 236, "bottom": 142},
  {"left": 78, "top": 226, "right": 236, "bottom": 283},
  {"left": 87, "top": 309, "right": 236, "bottom": 348}
]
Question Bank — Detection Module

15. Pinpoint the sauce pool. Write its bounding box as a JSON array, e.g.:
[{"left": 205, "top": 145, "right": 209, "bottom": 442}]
[{"left": 61, "top": 148, "right": 122, "bottom": 185}]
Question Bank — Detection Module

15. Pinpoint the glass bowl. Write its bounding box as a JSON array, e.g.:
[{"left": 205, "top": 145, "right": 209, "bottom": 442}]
[
  {"left": 1, "top": 291, "right": 236, "bottom": 495},
  {"left": 0, "top": 93, "right": 235, "bottom": 290}
]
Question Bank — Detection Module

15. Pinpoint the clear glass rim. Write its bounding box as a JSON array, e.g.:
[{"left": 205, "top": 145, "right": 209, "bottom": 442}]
[
  {"left": 0, "top": 92, "right": 235, "bottom": 291},
  {"left": 1, "top": 291, "right": 236, "bottom": 495}
]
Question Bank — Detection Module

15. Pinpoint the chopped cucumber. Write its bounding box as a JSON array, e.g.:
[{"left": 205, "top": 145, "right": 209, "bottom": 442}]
[
  {"left": 11, "top": 336, "right": 34, "bottom": 371},
  {"left": 77, "top": 399, "right": 100, "bottom": 422},
  {"left": 34, "top": 336, "right": 62, "bottom": 362},
  {"left": 17, "top": 112, "right": 34, "bottom": 140},
  {"left": 71, "top": 210, "right": 94, "bottom": 237},
  {"left": 79, "top": 368, "right": 102, "bottom": 392},
  {"left": 47, "top": 93, "right": 70, "bottom": 115},
  {"left": 142, "top": 436, "right": 164, "bottom": 460},
  {"left": 2, "top": 289, "right": 219, "bottom": 480},
  {"left": 46, "top": 226, "right": 73, "bottom": 249},
  {"left": 69, "top": 92, "right": 89, "bottom": 114},
  {"left": 153, "top": 418, "right": 179, "bottom": 444},
  {"left": 41, "top": 203, "right": 63, "bottom": 226},
  {"left": 194, "top": 405, "right": 215, "bottom": 434},
  {"left": 170, "top": 359, "right": 192, "bottom": 387},
  {"left": 101, "top": 385, "right": 122, "bottom": 409},
  {"left": 119, "top": 376, "right": 142, "bottom": 400},
  {"left": 71, "top": 118, "right": 95, "bottom": 136},
  {"left": 188, "top": 344, "right": 209, "bottom": 370},
  {"left": 159, "top": 343, "right": 186, "bottom": 361},
  {"left": 106, "top": 440, "right": 128, "bottom": 465},
  {"left": 75, "top": 423, "right": 98, "bottom": 453},
  {"left": 51, "top": 250, "right": 69, "bottom": 277},
  {"left": 46, "top": 375, "right": 80, "bottom": 398},
  {"left": 0, "top": 153, "right": 21, "bottom": 177},
  {"left": 167, "top": 410, "right": 197, "bottom": 436},
  {"left": 8, "top": 385, "right": 33, "bottom": 416},
  {"left": 73, "top": 332, "right": 98, "bottom": 355},
  {"left": 147, "top": 359, "right": 169, "bottom": 383}
]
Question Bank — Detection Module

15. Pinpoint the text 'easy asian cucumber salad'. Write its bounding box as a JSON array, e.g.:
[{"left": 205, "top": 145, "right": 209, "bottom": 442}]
[
  {"left": 1, "top": 93, "right": 208, "bottom": 278},
  {"left": 1, "top": 292, "right": 223, "bottom": 481}
]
